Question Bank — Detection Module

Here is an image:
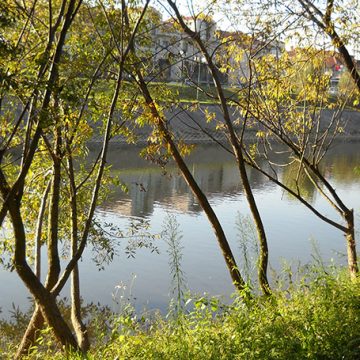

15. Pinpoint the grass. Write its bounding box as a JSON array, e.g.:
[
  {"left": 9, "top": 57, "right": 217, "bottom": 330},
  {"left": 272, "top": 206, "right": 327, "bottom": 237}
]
[
  {"left": 151, "top": 82, "right": 237, "bottom": 104},
  {"left": 93, "top": 79, "right": 238, "bottom": 104},
  {"left": 92, "top": 268, "right": 360, "bottom": 360},
  {"left": 4, "top": 265, "right": 360, "bottom": 359}
]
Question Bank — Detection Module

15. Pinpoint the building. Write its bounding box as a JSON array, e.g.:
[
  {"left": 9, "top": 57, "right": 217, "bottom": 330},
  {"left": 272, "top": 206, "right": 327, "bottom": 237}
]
[{"left": 145, "top": 13, "right": 284, "bottom": 87}]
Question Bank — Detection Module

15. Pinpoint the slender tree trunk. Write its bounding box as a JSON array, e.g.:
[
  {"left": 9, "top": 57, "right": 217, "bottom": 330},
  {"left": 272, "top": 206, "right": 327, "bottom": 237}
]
[
  {"left": 135, "top": 74, "right": 246, "bottom": 291},
  {"left": 34, "top": 180, "right": 51, "bottom": 280},
  {"left": 45, "top": 127, "right": 62, "bottom": 288},
  {"left": 68, "top": 152, "right": 90, "bottom": 351},
  {"left": 121, "top": 0, "right": 246, "bottom": 291},
  {"left": 235, "top": 150, "right": 270, "bottom": 295},
  {"left": 71, "top": 264, "right": 90, "bottom": 351},
  {"left": 345, "top": 209, "right": 358, "bottom": 278},
  {"left": 155, "top": 105, "right": 245, "bottom": 290}
]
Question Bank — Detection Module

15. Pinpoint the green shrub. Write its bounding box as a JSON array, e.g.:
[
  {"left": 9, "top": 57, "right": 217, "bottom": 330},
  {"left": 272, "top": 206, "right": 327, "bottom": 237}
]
[{"left": 3, "top": 267, "right": 360, "bottom": 359}]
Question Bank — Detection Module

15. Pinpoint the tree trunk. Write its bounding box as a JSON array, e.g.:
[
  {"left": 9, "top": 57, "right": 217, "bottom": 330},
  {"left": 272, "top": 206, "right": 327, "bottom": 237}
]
[
  {"left": 69, "top": 152, "right": 90, "bottom": 352},
  {"left": 34, "top": 180, "right": 51, "bottom": 280},
  {"left": 71, "top": 264, "right": 90, "bottom": 352},
  {"left": 9, "top": 198, "right": 79, "bottom": 354},
  {"left": 235, "top": 150, "right": 270, "bottom": 295},
  {"left": 15, "top": 308, "right": 44, "bottom": 359},
  {"left": 17, "top": 129, "right": 64, "bottom": 357},
  {"left": 136, "top": 76, "right": 246, "bottom": 291},
  {"left": 5, "top": 1, "right": 83, "bottom": 356},
  {"left": 345, "top": 209, "right": 358, "bottom": 278},
  {"left": 16, "top": 262, "right": 79, "bottom": 352}
]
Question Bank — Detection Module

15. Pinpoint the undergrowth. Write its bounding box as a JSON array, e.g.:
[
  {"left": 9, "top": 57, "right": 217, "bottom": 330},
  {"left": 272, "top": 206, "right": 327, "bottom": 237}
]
[{"left": 3, "top": 265, "right": 360, "bottom": 359}]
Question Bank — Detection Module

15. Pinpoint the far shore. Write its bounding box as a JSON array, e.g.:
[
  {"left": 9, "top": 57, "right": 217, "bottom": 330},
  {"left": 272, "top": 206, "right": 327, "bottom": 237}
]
[{"left": 88, "top": 106, "right": 360, "bottom": 146}]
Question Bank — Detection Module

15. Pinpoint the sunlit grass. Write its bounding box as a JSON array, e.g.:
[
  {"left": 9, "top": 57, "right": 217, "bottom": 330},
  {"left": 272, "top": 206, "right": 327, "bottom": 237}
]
[{"left": 4, "top": 265, "right": 360, "bottom": 359}]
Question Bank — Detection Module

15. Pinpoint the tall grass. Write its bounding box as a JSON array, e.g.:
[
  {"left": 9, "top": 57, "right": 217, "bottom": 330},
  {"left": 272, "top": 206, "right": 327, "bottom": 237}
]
[
  {"left": 7, "top": 265, "right": 359, "bottom": 359},
  {"left": 97, "top": 267, "right": 360, "bottom": 360}
]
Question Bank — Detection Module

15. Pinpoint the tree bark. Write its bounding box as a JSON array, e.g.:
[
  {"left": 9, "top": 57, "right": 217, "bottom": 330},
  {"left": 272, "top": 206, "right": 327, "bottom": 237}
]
[
  {"left": 345, "top": 209, "right": 358, "bottom": 278},
  {"left": 9, "top": 197, "right": 79, "bottom": 354},
  {"left": 135, "top": 73, "right": 246, "bottom": 291},
  {"left": 68, "top": 151, "right": 90, "bottom": 352}
]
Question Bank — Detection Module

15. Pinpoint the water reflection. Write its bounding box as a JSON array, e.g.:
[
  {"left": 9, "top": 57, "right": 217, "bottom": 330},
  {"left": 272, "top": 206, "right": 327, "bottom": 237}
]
[
  {"left": 102, "top": 146, "right": 272, "bottom": 217},
  {"left": 281, "top": 161, "right": 317, "bottom": 203},
  {"left": 321, "top": 142, "right": 360, "bottom": 185},
  {"left": 101, "top": 141, "right": 360, "bottom": 218}
]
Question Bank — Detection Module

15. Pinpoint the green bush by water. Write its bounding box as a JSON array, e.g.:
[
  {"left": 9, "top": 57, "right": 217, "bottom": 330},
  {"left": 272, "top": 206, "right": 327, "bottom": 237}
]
[{"left": 7, "top": 266, "right": 360, "bottom": 360}]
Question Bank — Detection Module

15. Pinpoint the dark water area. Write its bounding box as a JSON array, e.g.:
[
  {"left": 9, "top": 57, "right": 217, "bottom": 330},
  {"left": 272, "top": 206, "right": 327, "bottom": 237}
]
[{"left": 1, "top": 141, "right": 359, "bottom": 319}]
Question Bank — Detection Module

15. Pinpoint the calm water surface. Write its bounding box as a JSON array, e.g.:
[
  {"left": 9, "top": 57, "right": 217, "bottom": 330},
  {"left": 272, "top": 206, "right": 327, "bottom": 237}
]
[{"left": 1, "top": 141, "right": 359, "bottom": 318}]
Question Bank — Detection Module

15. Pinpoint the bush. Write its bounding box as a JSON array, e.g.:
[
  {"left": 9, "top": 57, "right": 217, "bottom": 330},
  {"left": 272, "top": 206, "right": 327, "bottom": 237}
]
[{"left": 4, "top": 267, "right": 360, "bottom": 359}]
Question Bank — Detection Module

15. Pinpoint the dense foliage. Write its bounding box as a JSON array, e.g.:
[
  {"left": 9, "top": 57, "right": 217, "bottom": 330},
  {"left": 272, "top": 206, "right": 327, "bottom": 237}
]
[{"left": 2, "top": 267, "right": 360, "bottom": 359}]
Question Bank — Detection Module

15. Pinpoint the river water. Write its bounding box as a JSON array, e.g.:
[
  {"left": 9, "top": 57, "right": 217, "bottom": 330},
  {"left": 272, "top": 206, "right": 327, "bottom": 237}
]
[{"left": 0, "top": 141, "right": 359, "bottom": 318}]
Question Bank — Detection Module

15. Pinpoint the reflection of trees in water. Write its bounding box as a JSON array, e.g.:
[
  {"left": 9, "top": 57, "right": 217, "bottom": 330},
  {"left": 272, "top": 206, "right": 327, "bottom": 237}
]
[
  {"left": 104, "top": 160, "right": 269, "bottom": 217},
  {"left": 100, "top": 142, "right": 359, "bottom": 217},
  {"left": 320, "top": 143, "right": 360, "bottom": 185},
  {"left": 281, "top": 162, "right": 317, "bottom": 204},
  {"left": 255, "top": 141, "right": 360, "bottom": 204}
]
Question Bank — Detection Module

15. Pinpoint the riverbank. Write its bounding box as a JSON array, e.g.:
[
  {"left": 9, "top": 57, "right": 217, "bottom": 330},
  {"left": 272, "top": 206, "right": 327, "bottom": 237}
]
[
  {"left": 93, "top": 269, "right": 360, "bottom": 360},
  {"left": 3, "top": 267, "right": 360, "bottom": 359},
  {"left": 90, "top": 105, "right": 360, "bottom": 145}
]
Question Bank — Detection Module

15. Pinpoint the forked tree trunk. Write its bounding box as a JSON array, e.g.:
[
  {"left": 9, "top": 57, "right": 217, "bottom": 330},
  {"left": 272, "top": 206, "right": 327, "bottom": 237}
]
[
  {"left": 9, "top": 198, "right": 79, "bottom": 354},
  {"left": 16, "top": 265, "right": 79, "bottom": 352},
  {"left": 16, "top": 130, "right": 69, "bottom": 358},
  {"left": 6, "top": 1, "right": 83, "bottom": 356}
]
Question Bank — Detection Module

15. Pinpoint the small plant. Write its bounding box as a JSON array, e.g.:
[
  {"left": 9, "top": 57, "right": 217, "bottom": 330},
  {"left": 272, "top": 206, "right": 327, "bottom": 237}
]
[{"left": 162, "top": 213, "right": 187, "bottom": 315}]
